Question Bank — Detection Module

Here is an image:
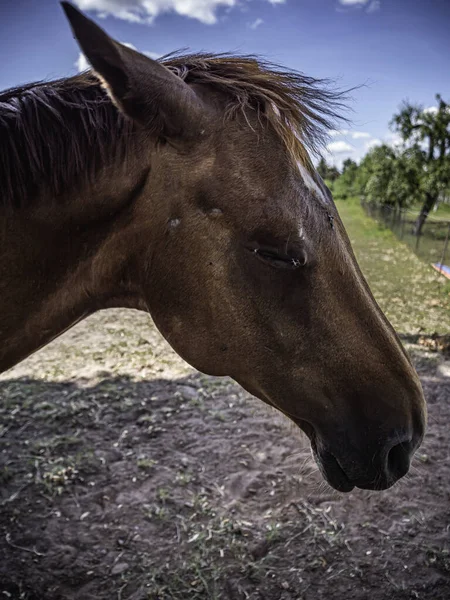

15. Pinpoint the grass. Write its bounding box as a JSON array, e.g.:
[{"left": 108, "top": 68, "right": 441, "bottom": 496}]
[
  {"left": 407, "top": 201, "right": 450, "bottom": 222},
  {"left": 335, "top": 197, "right": 450, "bottom": 335},
  {"left": 363, "top": 202, "right": 450, "bottom": 266}
]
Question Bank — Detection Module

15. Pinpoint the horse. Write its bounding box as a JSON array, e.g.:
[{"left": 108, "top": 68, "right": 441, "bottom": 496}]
[{"left": 0, "top": 2, "right": 426, "bottom": 493}]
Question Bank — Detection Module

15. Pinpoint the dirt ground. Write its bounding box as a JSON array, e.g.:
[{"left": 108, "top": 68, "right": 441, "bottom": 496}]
[{"left": 0, "top": 306, "right": 449, "bottom": 600}]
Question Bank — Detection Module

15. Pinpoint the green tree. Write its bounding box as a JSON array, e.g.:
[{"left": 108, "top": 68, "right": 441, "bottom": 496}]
[
  {"left": 386, "top": 146, "right": 423, "bottom": 208},
  {"left": 361, "top": 145, "right": 397, "bottom": 204},
  {"left": 391, "top": 95, "right": 450, "bottom": 235},
  {"left": 342, "top": 158, "right": 358, "bottom": 174},
  {"left": 355, "top": 144, "right": 422, "bottom": 208},
  {"left": 317, "top": 157, "right": 340, "bottom": 182},
  {"left": 333, "top": 158, "right": 359, "bottom": 199}
]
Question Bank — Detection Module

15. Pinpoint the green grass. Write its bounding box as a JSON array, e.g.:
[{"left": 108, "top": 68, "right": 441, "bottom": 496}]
[
  {"left": 335, "top": 197, "right": 450, "bottom": 335},
  {"left": 362, "top": 201, "right": 450, "bottom": 266}
]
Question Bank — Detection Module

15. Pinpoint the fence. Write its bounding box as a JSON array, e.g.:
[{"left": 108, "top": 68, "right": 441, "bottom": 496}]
[{"left": 361, "top": 199, "right": 450, "bottom": 275}]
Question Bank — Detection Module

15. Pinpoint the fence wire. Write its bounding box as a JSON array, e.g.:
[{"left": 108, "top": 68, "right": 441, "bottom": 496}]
[{"left": 361, "top": 199, "right": 450, "bottom": 272}]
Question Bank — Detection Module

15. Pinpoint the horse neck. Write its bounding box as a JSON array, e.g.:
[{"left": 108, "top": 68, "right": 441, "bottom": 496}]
[{"left": 0, "top": 161, "right": 151, "bottom": 374}]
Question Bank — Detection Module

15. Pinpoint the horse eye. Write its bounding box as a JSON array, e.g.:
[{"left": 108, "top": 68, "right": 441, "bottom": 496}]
[{"left": 251, "top": 247, "right": 307, "bottom": 269}]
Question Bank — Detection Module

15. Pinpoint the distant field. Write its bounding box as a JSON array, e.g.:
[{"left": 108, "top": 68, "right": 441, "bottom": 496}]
[{"left": 335, "top": 197, "right": 450, "bottom": 335}]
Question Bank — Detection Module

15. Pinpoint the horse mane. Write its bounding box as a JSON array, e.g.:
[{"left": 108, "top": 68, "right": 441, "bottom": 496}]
[{"left": 0, "top": 53, "right": 347, "bottom": 209}]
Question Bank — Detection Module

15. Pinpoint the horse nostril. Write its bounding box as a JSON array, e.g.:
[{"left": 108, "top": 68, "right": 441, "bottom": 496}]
[{"left": 386, "top": 440, "right": 411, "bottom": 480}]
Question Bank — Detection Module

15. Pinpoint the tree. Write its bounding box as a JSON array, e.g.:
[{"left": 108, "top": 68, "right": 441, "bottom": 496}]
[
  {"left": 391, "top": 95, "right": 450, "bottom": 235},
  {"left": 333, "top": 158, "right": 359, "bottom": 199},
  {"left": 317, "top": 157, "right": 340, "bottom": 182},
  {"left": 342, "top": 158, "right": 358, "bottom": 174},
  {"left": 386, "top": 146, "right": 423, "bottom": 208},
  {"left": 359, "top": 145, "right": 397, "bottom": 204},
  {"left": 355, "top": 144, "right": 422, "bottom": 208}
]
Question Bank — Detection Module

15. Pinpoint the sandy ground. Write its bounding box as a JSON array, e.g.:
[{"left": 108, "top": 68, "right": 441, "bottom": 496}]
[{"left": 0, "top": 308, "right": 449, "bottom": 600}]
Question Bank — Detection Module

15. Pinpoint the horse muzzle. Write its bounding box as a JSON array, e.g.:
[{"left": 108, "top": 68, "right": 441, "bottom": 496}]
[{"left": 311, "top": 428, "right": 423, "bottom": 493}]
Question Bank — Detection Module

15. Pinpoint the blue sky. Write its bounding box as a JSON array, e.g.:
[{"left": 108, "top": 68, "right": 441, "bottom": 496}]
[{"left": 1, "top": 0, "right": 449, "bottom": 167}]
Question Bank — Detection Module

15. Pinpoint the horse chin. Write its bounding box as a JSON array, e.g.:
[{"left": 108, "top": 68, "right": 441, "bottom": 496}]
[
  {"left": 312, "top": 448, "right": 355, "bottom": 493},
  {"left": 289, "top": 417, "right": 355, "bottom": 493}
]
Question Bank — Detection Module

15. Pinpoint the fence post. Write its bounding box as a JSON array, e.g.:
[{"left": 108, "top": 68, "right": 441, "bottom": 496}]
[
  {"left": 400, "top": 212, "right": 405, "bottom": 239},
  {"left": 438, "top": 223, "right": 450, "bottom": 270}
]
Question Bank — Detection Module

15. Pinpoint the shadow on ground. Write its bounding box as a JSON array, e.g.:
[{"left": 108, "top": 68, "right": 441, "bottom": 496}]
[{"left": 1, "top": 354, "right": 449, "bottom": 600}]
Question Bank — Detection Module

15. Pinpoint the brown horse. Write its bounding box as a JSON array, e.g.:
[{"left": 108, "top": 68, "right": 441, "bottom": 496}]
[{"left": 0, "top": 2, "right": 426, "bottom": 493}]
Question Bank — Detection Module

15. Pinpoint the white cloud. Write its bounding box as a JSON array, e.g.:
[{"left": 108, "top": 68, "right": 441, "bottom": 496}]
[
  {"left": 144, "top": 51, "right": 162, "bottom": 59},
  {"left": 329, "top": 129, "right": 372, "bottom": 140},
  {"left": 325, "top": 130, "right": 405, "bottom": 169},
  {"left": 364, "top": 133, "right": 403, "bottom": 151},
  {"left": 338, "top": 0, "right": 380, "bottom": 11},
  {"left": 365, "top": 138, "right": 382, "bottom": 150},
  {"left": 367, "top": 0, "right": 380, "bottom": 12},
  {"left": 329, "top": 129, "right": 347, "bottom": 136},
  {"left": 249, "top": 17, "right": 263, "bottom": 29},
  {"left": 422, "top": 105, "right": 450, "bottom": 117},
  {"left": 325, "top": 140, "right": 356, "bottom": 169},
  {"left": 384, "top": 133, "right": 403, "bottom": 148},
  {"left": 75, "top": 53, "right": 90, "bottom": 72},
  {"left": 73, "top": 0, "right": 283, "bottom": 25},
  {"left": 327, "top": 141, "right": 354, "bottom": 154}
]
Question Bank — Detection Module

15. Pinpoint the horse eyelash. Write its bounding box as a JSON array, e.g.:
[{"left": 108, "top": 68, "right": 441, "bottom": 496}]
[{"left": 252, "top": 247, "right": 303, "bottom": 268}]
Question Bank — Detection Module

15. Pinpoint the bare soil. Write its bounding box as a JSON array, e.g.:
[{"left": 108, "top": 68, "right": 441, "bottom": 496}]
[{"left": 0, "top": 308, "right": 449, "bottom": 600}]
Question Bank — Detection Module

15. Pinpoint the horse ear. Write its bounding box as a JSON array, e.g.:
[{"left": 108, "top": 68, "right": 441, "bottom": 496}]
[{"left": 61, "top": 2, "right": 207, "bottom": 138}]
